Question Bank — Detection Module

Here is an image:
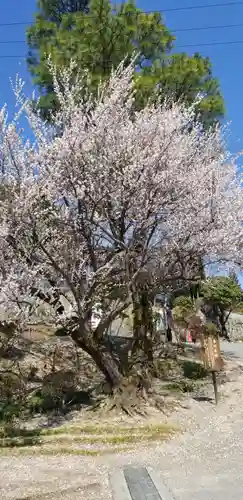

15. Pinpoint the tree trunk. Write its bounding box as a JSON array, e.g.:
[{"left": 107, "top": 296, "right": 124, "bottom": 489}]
[
  {"left": 166, "top": 326, "right": 172, "bottom": 343},
  {"left": 132, "top": 327, "right": 153, "bottom": 363},
  {"left": 70, "top": 330, "right": 123, "bottom": 389},
  {"left": 218, "top": 309, "right": 230, "bottom": 340},
  {"left": 131, "top": 287, "right": 153, "bottom": 364}
]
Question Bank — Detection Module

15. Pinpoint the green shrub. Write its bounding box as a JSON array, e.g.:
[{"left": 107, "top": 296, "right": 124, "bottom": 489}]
[
  {"left": 173, "top": 296, "right": 193, "bottom": 310},
  {"left": 172, "top": 296, "right": 194, "bottom": 327},
  {"left": 182, "top": 360, "right": 208, "bottom": 379},
  {"left": 0, "top": 402, "right": 23, "bottom": 422},
  {"left": 203, "top": 322, "right": 219, "bottom": 336},
  {"left": 0, "top": 372, "right": 25, "bottom": 401}
]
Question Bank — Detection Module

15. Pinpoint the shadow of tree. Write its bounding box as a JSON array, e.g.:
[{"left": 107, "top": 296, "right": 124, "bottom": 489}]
[
  {"left": 193, "top": 395, "right": 214, "bottom": 403},
  {"left": 0, "top": 425, "right": 42, "bottom": 447}
]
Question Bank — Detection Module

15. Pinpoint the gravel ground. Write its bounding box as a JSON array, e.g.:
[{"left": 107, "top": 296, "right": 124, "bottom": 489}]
[{"left": 1, "top": 349, "right": 243, "bottom": 500}]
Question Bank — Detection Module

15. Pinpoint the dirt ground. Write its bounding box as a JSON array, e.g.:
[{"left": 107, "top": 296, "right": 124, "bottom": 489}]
[{"left": 1, "top": 325, "right": 242, "bottom": 499}]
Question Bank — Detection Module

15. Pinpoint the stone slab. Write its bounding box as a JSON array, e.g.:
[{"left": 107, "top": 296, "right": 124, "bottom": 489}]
[
  {"left": 109, "top": 469, "right": 132, "bottom": 500},
  {"left": 110, "top": 467, "right": 175, "bottom": 500}
]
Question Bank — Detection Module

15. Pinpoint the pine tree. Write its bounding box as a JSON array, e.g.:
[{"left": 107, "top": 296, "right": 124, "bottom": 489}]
[
  {"left": 27, "top": 0, "right": 224, "bottom": 126},
  {"left": 37, "top": 0, "right": 88, "bottom": 23}
]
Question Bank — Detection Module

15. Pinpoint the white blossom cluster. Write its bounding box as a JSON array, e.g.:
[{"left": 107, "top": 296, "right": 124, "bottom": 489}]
[{"left": 0, "top": 61, "right": 242, "bottom": 328}]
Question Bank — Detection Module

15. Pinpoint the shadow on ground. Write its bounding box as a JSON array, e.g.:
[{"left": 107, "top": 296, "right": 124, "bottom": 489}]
[
  {"left": 193, "top": 395, "right": 214, "bottom": 403},
  {"left": 0, "top": 425, "right": 43, "bottom": 447}
]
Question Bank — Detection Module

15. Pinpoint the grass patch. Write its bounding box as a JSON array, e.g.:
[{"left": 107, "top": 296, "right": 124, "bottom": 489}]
[
  {"left": 0, "top": 429, "right": 175, "bottom": 448},
  {"left": 0, "top": 422, "right": 177, "bottom": 452},
  {"left": 42, "top": 422, "right": 175, "bottom": 436},
  {"left": 161, "top": 381, "right": 196, "bottom": 393},
  {"left": 0, "top": 422, "right": 175, "bottom": 439},
  {"left": 0, "top": 445, "right": 136, "bottom": 456},
  {"left": 50, "top": 430, "right": 174, "bottom": 445}
]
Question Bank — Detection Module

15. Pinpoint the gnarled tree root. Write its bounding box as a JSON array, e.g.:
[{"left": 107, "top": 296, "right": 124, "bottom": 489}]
[{"left": 92, "top": 374, "right": 177, "bottom": 416}]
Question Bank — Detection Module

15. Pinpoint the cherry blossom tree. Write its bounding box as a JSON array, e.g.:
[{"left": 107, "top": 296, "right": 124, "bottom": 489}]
[{"left": 0, "top": 61, "right": 242, "bottom": 402}]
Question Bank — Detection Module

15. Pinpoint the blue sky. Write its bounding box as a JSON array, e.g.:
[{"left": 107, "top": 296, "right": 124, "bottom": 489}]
[
  {"left": 137, "top": 0, "right": 243, "bottom": 155},
  {"left": 0, "top": 0, "right": 243, "bottom": 281}
]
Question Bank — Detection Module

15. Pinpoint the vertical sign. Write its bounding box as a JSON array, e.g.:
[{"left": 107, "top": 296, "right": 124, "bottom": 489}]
[
  {"left": 200, "top": 333, "right": 223, "bottom": 372},
  {"left": 200, "top": 332, "right": 224, "bottom": 404}
]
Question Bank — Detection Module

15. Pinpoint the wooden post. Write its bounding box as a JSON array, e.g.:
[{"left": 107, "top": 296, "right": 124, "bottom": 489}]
[{"left": 211, "top": 371, "right": 219, "bottom": 404}]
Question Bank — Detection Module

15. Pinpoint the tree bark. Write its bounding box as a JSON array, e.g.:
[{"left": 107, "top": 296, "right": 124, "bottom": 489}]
[
  {"left": 131, "top": 287, "right": 153, "bottom": 364},
  {"left": 218, "top": 308, "right": 230, "bottom": 340},
  {"left": 70, "top": 329, "right": 124, "bottom": 389}
]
